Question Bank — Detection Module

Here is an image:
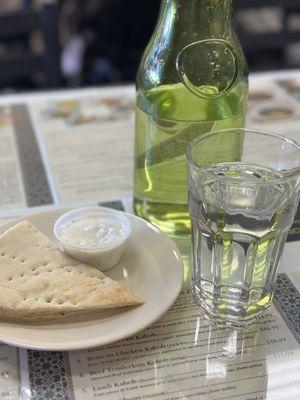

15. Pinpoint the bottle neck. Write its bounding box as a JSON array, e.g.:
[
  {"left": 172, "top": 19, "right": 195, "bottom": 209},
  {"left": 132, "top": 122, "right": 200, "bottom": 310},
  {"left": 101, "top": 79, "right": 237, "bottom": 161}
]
[{"left": 159, "top": 0, "right": 233, "bottom": 39}]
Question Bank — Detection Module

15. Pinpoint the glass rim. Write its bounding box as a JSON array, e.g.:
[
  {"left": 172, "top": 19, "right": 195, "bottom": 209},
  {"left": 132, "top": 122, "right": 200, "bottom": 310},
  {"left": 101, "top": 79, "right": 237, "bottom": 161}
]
[{"left": 186, "top": 128, "right": 300, "bottom": 186}]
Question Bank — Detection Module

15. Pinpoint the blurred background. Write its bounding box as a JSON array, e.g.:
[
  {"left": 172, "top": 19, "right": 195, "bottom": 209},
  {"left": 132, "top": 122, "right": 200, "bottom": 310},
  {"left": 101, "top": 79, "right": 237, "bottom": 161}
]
[{"left": 0, "top": 0, "right": 300, "bottom": 91}]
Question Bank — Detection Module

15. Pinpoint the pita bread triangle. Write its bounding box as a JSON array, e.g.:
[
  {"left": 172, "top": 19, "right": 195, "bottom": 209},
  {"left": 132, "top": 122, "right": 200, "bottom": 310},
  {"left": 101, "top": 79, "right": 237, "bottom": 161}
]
[{"left": 0, "top": 221, "right": 143, "bottom": 321}]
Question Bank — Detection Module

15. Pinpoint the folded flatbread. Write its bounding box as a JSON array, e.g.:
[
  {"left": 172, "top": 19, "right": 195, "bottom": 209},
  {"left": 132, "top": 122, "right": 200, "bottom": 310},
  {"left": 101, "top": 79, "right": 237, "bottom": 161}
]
[{"left": 0, "top": 221, "right": 143, "bottom": 321}]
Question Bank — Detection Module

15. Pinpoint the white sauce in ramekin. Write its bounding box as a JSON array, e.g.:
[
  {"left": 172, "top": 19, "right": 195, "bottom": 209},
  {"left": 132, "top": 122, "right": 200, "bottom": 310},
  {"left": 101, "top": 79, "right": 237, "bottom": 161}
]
[
  {"left": 54, "top": 207, "right": 132, "bottom": 271},
  {"left": 60, "top": 216, "right": 127, "bottom": 249}
]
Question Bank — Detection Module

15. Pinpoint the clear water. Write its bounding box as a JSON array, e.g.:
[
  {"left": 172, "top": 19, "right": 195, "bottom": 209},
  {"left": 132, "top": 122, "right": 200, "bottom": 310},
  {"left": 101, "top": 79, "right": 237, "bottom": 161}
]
[{"left": 190, "top": 162, "right": 298, "bottom": 325}]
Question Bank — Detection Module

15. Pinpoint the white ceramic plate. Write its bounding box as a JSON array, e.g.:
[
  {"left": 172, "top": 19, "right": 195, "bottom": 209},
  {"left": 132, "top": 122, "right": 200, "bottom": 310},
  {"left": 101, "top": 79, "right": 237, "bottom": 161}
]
[{"left": 0, "top": 208, "right": 184, "bottom": 351}]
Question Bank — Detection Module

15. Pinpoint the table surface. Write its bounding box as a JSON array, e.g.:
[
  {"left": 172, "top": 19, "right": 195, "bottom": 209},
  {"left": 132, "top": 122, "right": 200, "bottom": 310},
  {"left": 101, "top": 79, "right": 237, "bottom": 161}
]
[{"left": 0, "top": 70, "right": 299, "bottom": 400}]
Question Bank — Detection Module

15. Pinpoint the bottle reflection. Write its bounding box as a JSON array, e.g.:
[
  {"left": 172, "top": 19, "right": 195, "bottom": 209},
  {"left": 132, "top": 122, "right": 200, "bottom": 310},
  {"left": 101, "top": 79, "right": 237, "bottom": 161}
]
[
  {"left": 193, "top": 322, "right": 269, "bottom": 396},
  {"left": 171, "top": 234, "right": 192, "bottom": 285}
]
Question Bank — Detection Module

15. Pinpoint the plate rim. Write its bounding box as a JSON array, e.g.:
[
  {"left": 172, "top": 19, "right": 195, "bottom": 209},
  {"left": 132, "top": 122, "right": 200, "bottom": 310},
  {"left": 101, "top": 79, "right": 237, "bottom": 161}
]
[{"left": 0, "top": 207, "right": 184, "bottom": 351}]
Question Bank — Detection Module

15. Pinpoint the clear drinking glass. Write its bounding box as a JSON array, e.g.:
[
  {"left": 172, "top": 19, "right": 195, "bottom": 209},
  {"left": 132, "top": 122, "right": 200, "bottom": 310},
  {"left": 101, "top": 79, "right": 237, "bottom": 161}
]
[{"left": 187, "top": 128, "right": 300, "bottom": 326}]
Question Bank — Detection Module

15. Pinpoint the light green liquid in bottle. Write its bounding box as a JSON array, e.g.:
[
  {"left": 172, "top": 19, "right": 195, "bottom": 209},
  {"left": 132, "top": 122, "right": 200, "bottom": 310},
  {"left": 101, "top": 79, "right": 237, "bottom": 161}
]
[
  {"left": 133, "top": 0, "right": 248, "bottom": 236},
  {"left": 134, "top": 81, "right": 247, "bottom": 236}
]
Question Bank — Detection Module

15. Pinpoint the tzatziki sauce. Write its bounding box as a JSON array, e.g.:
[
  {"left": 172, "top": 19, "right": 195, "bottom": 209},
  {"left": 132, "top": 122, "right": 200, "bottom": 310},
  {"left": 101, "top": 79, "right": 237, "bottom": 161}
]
[{"left": 60, "top": 216, "right": 127, "bottom": 248}]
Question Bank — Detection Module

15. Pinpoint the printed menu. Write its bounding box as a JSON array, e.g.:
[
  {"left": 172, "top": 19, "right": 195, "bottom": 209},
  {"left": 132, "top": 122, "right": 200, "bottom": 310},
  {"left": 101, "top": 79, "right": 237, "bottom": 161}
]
[
  {"left": 0, "top": 106, "right": 26, "bottom": 210},
  {"left": 0, "top": 72, "right": 298, "bottom": 399},
  {"left": 0, "top": 344, "right": 19, "bottom": 400},
  {"left": 29, "top": 87, "right": 135, "bottom": 203},
  {"left": 69, "top": 288, "right": 300, "bottom": 400}
]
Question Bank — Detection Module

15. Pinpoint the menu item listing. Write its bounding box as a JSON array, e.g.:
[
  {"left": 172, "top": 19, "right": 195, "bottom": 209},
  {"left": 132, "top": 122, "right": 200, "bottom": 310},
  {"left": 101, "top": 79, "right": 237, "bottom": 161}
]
[
  {"left": 30, "top": 90, "right": 135, "bottom": 203},
  {"left": 0, "top": 106, "right": 26, "bottom": 210},
  {"left": 69, "top": 288, "right": 300, "bottom": 400}
]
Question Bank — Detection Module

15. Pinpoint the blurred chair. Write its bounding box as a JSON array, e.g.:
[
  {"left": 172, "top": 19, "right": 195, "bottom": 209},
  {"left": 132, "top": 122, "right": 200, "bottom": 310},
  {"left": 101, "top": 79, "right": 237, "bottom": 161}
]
[
  {"left": 235, "top": 0, "right": 300, "bottom": 70},
  {"left": 82, "top": 0, "right": 161, "bottom": 83},
  {"left": 0, "top": 2, "right": 61, "bottom": 89}
]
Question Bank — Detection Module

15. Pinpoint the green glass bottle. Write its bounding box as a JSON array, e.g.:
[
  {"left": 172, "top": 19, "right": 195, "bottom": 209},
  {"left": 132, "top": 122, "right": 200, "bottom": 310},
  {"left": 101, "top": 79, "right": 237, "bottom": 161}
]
[{"left": 134, "top": 0, "right": 248, "bottom": 236}]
